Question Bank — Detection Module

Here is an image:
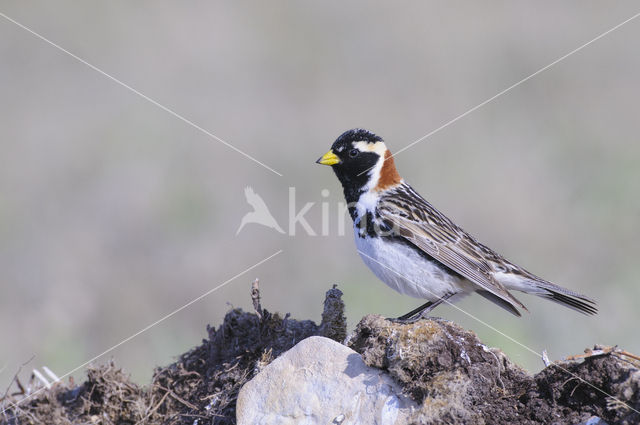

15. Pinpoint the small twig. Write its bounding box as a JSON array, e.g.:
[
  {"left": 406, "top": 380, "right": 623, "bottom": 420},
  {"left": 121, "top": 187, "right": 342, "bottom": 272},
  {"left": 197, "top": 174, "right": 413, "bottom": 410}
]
[
  {"left": 14, "top": 377, "right": 25, "bottom": 397},
  {"left": 251, "top": 278, "right": 262, "bottom": 320},
  {"left": 559, "top": 376, "right": 578, "bottom": 391},
  {"left": 480, "top": 344, "right": 504, "bottom": 389},
  {"left": 607, "top": 396, "right": 632, "bottom": 412},
  {"left": 136, "top": 388, "right": 170, "bottom": 425},
  {"left": 541, "top": 350, "right": 551, "bottom": 367},
  {"left": 1, "top": 355, "right": 35, "bottom": 402},
  {"left": 566, "top": 346, "right": 614, "bottom": 361},
  {"left": 181, "top": 412, "right": 224, "bottom": 419},
  {"left": 570, "top": 381, "right": 583, "bottom": 397},
  {"left": 155, "top": 385, "right": 198, "bottom": 410},
  {"left": 169, "top": 391, "right": 198, "bottom": 410},
  {"left": 2, "top": 400, "right": 41, "bottom": 424},
  {"left": 614, "top": 350, "right": 640, "bottom": 362}
]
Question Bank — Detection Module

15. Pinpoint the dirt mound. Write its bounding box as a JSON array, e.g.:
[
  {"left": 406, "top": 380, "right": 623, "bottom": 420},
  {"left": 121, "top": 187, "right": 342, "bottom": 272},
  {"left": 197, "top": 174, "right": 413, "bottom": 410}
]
[
  {"left": 1, "top": 284, "right": 346, "bottom": 425},
  {"left": 349, "top": 315, "right": 640, "bottom": 425},
  {"left": 1, "top": 361, "right": 148, "bottom": 425},
  {"left": 2, "top": 283, "right": 638, "bottom": 424}
]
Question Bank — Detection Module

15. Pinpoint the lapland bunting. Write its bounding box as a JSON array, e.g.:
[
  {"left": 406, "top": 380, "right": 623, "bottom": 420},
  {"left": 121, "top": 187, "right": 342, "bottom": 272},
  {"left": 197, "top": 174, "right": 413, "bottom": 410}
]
[{"left": 316, "top": 129, "right": 597, "bottom": 320}]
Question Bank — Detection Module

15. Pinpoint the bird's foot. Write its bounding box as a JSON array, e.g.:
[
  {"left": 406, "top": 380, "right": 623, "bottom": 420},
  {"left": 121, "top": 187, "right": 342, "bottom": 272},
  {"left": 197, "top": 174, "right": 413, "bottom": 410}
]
[
  {"left": 386, "top": 312, "right": 446, "bottom": 324},
  {"left": 386, "top": 315, "right": 420, "bottom": 324}
]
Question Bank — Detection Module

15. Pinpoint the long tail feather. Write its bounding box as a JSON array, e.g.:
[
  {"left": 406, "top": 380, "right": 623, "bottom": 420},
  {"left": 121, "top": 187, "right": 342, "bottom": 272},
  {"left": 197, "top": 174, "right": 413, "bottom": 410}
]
[
  {"left": 496, "top": 271, "right": 597, "bottom": 315},
  {"left": 538, "top": 288, "right": 598, "bottom": 315}
]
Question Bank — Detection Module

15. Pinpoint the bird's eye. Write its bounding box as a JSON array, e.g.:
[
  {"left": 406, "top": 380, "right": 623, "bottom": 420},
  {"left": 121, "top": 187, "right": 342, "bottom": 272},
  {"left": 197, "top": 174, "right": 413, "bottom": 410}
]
[{"left": 349, "top": 148, "right": 359, "bottom": 158}]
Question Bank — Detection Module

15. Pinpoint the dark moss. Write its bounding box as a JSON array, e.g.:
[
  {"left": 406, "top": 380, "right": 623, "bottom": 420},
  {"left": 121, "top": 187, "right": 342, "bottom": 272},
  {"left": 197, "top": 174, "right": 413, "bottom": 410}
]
[{"left": 1, "top": 285, "right": 347, "bottom": 425}]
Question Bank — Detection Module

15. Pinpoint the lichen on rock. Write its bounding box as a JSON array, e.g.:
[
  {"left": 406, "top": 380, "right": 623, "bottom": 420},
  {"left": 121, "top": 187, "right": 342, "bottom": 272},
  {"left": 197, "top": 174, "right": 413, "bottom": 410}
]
[
  {"left": 347, "top": 315, "right": 532, "bottom": 424},
  {"left": 347, "top": 314, "right": 639, "bottom": 425}
]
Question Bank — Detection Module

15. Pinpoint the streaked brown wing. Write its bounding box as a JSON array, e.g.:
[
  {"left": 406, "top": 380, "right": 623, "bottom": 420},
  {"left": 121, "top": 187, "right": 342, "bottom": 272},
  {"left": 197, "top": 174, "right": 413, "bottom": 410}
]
[{"left": 379, "top": 184, "right": 527, "bottom": 312}]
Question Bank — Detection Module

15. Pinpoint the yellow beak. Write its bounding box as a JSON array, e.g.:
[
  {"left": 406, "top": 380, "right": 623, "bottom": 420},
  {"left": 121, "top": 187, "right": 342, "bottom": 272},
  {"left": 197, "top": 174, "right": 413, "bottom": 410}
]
[{"left": 316, "top": 149, "right": 341, "bottom": 166}]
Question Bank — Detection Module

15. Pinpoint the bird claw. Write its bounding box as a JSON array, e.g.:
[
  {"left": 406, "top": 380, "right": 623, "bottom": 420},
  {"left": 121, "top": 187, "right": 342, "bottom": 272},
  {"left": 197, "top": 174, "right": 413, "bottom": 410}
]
[{"left": 386, "top": 316, "right": 420, "bottom": 324}]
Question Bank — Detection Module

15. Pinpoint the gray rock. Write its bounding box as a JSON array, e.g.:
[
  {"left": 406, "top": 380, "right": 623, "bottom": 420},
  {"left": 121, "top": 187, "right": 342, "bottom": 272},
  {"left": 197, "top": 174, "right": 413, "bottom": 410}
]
[{"left": 236, "top": 335, "right": 416, "bottom": 425}]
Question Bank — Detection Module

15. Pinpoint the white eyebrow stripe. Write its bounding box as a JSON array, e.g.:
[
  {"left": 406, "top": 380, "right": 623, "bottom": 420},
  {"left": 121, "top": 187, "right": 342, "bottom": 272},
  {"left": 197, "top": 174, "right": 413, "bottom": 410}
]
[{"left": 353, "top": 141, "right": 387, "bottom": 156}]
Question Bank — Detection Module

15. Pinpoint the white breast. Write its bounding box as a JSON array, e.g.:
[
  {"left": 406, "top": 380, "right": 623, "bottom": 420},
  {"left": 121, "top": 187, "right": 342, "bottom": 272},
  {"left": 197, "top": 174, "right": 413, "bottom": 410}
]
[{"left": 354, "top": 229, "right": 466, "bottom": 301}]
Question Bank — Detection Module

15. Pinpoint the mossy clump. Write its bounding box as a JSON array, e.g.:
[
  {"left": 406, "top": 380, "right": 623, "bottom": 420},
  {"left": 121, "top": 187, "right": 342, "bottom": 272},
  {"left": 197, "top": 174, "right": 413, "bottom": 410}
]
[{"left": 348, "top": 315, "right": 640, "bottom": 425}]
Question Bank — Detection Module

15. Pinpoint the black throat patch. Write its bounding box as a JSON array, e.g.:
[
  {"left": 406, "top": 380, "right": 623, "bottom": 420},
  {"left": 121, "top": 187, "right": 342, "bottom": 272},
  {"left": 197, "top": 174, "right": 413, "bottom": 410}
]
[
  {"left": 331, "top": 151, "right": 379, "bottom": 205},
  {"left": 354, "top": 210, "right": 392, "bottom": 238}
]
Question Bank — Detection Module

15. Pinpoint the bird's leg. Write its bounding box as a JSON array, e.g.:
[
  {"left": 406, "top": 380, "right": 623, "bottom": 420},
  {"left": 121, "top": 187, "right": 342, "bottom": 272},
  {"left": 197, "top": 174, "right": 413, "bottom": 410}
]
[
  {"left": 391, "top": 301, "right": 435, "bottom": 323},
  {"left": 390, "top": 293, "right": 454, "bottom": 323}
]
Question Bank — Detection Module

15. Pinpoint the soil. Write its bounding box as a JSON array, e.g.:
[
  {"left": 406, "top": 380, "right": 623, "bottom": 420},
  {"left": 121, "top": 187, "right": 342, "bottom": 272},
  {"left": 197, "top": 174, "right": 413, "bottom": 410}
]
[
  {"left": 0, "top": 285, "right": 346, "bottom": 425},
  {"left": 1, "top": 283, "right": 638, "bottom": 425},
  {"left": 348, "top": 314, "right": 640, "bottom": 425}
]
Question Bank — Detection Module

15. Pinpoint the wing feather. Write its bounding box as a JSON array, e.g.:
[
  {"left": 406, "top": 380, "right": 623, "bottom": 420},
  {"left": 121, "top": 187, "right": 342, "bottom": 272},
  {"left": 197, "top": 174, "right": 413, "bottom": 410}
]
[{"left": 379, "top": 184, "right": 528, "bottom": 313}]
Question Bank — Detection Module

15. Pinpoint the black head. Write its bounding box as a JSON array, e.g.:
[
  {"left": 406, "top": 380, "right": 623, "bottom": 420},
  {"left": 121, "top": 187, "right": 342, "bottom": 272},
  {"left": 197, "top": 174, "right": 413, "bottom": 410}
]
[
  {"left": 316, "top": 129, "right": 389, "bottom": 203},
  {"left": 332, "top": 128, "right": 383, "bottom": 146}
]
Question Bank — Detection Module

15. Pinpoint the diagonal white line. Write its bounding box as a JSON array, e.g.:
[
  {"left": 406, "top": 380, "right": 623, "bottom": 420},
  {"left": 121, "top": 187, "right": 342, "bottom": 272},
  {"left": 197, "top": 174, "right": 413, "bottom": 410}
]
[
  {"left": 0, "top": 11, "right": 283, "bottom": 177},
  {"left": 357, "top": 249, "right": 640, "bottom": 416},
  {"left": 0, "top": 249, "right": 283, "bottom": 415},
  {"left": 358, "top": 10, "right": 640, "bottom": 177},
  {"left": 393, "top": 10, "right": 640, "bottom": 158}
]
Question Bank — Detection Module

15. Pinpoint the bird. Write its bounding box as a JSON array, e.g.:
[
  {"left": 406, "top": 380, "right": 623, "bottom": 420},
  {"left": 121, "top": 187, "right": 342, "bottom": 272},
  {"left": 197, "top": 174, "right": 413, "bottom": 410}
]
[
  {"left": 236, "top": 186, "right": 285, "bottom": 235},
  {"left": 316, "top": 128, "right": 597, "bottom": 321}
]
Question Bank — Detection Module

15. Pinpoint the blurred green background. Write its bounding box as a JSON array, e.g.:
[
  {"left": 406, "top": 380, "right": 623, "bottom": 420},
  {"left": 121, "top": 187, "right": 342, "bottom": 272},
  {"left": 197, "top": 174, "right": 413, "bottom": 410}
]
[{"left": 1, "top": 1, "right": 639, "bottom": 390}]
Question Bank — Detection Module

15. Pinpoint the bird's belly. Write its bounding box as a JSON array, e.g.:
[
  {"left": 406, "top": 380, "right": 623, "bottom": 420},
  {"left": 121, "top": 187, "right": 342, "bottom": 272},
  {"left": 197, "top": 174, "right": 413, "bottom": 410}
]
[{"left": 354, "top": 234, "right": 463, "bottom": 300}]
